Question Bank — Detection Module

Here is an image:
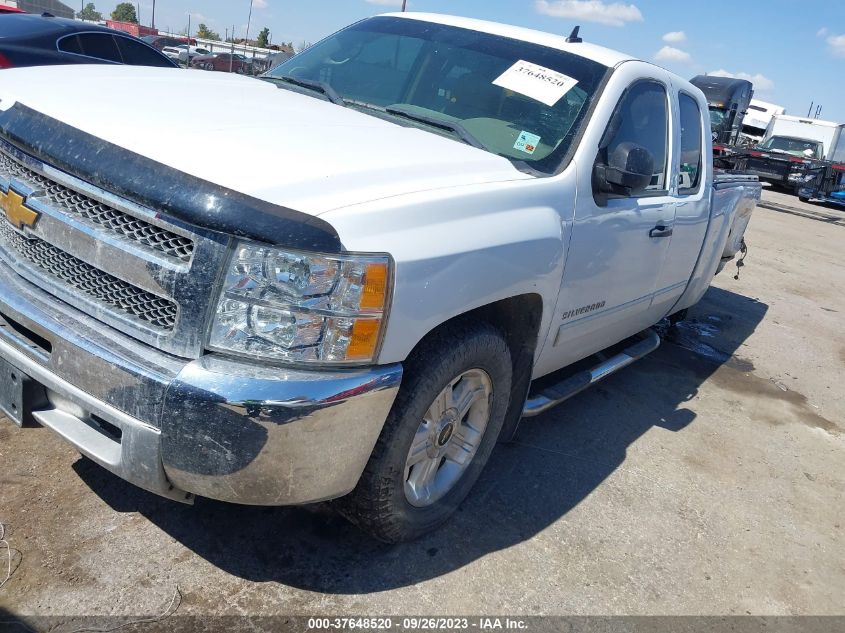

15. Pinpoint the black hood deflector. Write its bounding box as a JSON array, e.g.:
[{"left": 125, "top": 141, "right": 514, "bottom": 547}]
[{"left": 0, "top": 102, "right": 342, "bottom": 252}]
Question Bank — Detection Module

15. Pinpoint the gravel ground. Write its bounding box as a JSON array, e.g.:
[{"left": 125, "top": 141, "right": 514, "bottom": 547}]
[{"left": 0, "top": 190, "right": 843, "bottom": 622}]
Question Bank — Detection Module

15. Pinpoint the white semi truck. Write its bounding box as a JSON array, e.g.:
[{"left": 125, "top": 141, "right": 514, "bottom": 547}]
[{"left": 741, "top": 99, "right": 786, "bottom": 145}]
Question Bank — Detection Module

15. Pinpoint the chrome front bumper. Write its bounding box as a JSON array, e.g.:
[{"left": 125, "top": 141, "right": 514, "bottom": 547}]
[{"left": 0, "top": 263, "right": 402, "bottom": 505}]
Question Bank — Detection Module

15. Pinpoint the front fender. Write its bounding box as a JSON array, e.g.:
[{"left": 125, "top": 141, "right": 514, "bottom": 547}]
[{"left": 322, "top": 173, "right": 576, "bottom": 364}]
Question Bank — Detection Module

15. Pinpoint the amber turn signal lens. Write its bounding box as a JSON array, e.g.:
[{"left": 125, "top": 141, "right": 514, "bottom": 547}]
[
  {"left": 360, "top": 263, "right": 388, "bottom": 311},
  {"left": 346, "top": 318, "right": 382, "bottom": 361}
]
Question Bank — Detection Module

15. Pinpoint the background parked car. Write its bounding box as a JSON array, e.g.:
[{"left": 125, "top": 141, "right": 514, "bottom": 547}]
[
  {"left": 190, "top": 51, "right": 253, "bottom": 73},
  {"left": 140, "top": 34, "right": 196, "bottom": 51},
  {"left": 161, "top": 46, "right": 183, "bottom": 62},
  {"left": 253, "top": 50, "right": 293, "bottom": 74},
  {"left": 175, "top": 45, "right": 211, "bottom": 63},
  {"left": 0, "top": 13, "right": 177, "bottom": 69}
]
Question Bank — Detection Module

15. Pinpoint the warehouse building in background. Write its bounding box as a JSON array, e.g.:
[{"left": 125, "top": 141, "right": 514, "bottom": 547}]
[{"left": 0, "top": 0, "right": 74, "bottom": 19}]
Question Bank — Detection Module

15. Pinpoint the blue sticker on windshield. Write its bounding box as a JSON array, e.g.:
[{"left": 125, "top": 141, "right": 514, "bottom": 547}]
[{"left": 514, "top": 131, "right": 541, "bottom": 155}]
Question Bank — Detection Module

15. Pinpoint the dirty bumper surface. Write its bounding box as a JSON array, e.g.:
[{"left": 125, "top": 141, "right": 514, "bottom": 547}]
[{"left": 0, "top": 192, "right": 844, "bottom": 616}]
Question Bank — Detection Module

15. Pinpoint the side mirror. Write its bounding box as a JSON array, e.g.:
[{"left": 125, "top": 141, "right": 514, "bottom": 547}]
[{"left": 593, "top": 142, "right": 655, "bottom": 204}]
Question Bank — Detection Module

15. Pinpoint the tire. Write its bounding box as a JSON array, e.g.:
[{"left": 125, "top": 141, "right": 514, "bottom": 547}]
[
  {"left": 798, "top": 195, "right": 810, "bottom": 203},
  {"left": 337, "top": 321, "right": 512, "bottom": 543}
]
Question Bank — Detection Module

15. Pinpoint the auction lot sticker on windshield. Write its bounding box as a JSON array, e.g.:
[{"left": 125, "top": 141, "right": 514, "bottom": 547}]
[{"left": 493, "top": 60, "right": 578, "bottom": 107}]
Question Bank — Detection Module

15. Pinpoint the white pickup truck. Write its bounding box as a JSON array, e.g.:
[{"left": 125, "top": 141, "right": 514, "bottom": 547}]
[{"left": 0, "top": 13, "right": 759, "bottom": 542}]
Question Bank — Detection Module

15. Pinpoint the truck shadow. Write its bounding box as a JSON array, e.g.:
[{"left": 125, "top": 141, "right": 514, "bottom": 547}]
[{"left": 73, "top": 284, "right": 767, "bottom": 594}]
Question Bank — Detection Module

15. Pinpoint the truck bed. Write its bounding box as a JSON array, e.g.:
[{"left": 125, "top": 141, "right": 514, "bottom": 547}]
[{"left": 714, "top": 171, "right": 760, "bottom": 262}]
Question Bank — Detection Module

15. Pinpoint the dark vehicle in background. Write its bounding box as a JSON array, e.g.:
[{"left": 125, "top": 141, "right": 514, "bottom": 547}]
[
  {"left": 726, "top": 137, "right": 821, "bottom": 194},
  {"left": 730, "top": 116, "right": 844, "bottom": 194},
  {"left": 798, "top": 160, "right": 845, "bottom": 204},
  {"left": 797, "top": 124, "right": 845, "bottom": 203},
  {"left": 757, "top": 136, "right": 822, "bottom": 159},
  {"left": 0, "top": 13, "right": 177, "bottom": 69},
  {"left": 729, "top": 136, "right": 822, "bottom": 192},
  {"left": 260, "top": 50, "right": 294, "bottom": 73},
  {"left": 690, "top": 75, "right": 753, "bottom": 156},
  {"left": 190, "top": 51, "right": 252, "bottom": 73},
  {"left": 141, "top": 34, "right": 196, "bottom": 51},
  {"left": 252, "top": 50, "right": 293, "bottom": 74}
]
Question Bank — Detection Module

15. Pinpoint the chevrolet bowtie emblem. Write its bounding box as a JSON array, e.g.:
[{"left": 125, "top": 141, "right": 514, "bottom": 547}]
[{"left": 0, "top": 187, "right": 40, "bottom": 231}]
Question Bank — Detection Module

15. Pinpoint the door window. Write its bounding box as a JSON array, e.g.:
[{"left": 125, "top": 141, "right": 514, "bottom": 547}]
[
  {"left": 678, "top": 93, "right": 703, "bottom": 192},
  {"left": 59, "top": 33, "right": 122, "bottom": 63},
  {"left": 599, "top": 81, "right": 669, "bottom": 194},
  {"left": 114, "top": 36, "right": 175, "bottom": 67}
]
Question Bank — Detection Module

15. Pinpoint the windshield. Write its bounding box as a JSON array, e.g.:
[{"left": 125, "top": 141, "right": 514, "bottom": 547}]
[
  {"left": 265, "top": 16, "right": 609, "bottom": 174},
  {"left": 709, "top": 108, "right": 728, "bottom": 133},
  {"left": 758, "top": 136, "right": 821, "bottom": 158}
]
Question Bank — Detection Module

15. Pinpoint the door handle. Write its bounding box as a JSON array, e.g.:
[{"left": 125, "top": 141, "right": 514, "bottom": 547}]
[{"left": 649, "top": 225, "right": 673, "bottom": 238}]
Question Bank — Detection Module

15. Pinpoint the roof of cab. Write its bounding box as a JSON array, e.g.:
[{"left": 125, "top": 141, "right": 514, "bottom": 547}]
[{"left": 384, "top": 11, "right": 635, "bottom": 68}]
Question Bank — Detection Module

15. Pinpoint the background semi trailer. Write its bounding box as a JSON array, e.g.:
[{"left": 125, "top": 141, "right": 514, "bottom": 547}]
[
  {"left": 690, "top": 75, "right": 753, "bottom": 156},
  {"left": 741, "top": 99, "right": 786, "bottom": 145}
]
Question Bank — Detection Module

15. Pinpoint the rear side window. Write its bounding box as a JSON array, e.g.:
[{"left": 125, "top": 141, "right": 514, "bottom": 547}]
[
  {"left": 58, "top": 33, "right": 121, "bottom": 63},
  {"left": 115, "top": 36, "right": 174, "bottom": 67},
  {"left": 57, "top": 34, "right": 83, "bottom": 55},
  {"left": 601, "top": 81, "right": 669, "bottom": 193},
  {"left": 678, "top": 93, "right": 703, "bottom": 192}
]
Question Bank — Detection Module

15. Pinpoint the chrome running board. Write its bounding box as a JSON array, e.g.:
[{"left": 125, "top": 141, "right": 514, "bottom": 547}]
[{"left": 522, "top": 328, "right": 661, "bottom": 418}]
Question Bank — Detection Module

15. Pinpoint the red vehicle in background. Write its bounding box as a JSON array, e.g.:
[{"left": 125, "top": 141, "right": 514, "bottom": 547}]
[
  {"left": 0, "top": 6, "right": 26, "bottom": 12},
  {"left": 190, "top": 51, "right": 252, "bottom": 74}
]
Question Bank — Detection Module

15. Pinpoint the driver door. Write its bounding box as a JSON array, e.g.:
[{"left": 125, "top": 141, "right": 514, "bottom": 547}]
[{"left": 549, "top": 77, "right": 677, "bottom": 368}]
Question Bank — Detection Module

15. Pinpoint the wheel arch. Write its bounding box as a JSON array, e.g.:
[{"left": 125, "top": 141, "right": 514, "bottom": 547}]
[{"left": 399, "top": 293, "right": 544, "bottom": 444}]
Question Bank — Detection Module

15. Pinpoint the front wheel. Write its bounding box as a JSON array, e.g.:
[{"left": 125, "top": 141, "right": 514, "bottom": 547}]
[{"left": 338, "top": 322, "right": 512, "bottom": 543}]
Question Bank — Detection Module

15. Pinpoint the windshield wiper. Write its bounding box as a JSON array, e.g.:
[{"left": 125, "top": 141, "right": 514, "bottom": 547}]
[
  {"left": 383, "top": 105, "right": 486, "bottom": 150},
  {"left": 264, "top": 75, "right": 345, "bottom": 106}
]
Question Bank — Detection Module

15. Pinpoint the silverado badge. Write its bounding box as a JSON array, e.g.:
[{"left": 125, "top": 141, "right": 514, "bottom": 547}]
[{"left": 0, "top": 186, "right": 39, "bottom": 231}]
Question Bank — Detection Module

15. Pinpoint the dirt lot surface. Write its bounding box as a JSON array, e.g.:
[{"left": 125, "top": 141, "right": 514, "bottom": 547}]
[{"left": 1, "top": 190, "right": 843, "bottom": 622}]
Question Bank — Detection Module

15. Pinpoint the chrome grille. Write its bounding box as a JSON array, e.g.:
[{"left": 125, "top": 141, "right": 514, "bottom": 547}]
[
  {"left": 0, "top": 222, "right": 177, "bottom": 330},
  {"left": 0, "top": 152, "right": 194, "bottom": 262},
  {"left": 0, "top": 139, "right": 231, "bottom": 358}
]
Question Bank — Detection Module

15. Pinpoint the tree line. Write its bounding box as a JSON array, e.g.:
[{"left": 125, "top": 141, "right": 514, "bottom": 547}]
[
  {"left": 75, "top": 3, "right": 299, "bottom": 50},
  {"left": 77, "top": 2, "right": 134, "bottom": 23}
]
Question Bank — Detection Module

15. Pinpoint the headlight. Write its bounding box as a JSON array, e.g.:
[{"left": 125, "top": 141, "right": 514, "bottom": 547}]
[{"left": 208, "top": 241, "right": 391, "bottom": 364}]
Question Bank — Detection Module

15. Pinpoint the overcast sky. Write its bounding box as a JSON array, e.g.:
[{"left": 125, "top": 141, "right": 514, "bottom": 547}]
[{"left": 89, "top": 0, "right": 845, "bottom": 122}]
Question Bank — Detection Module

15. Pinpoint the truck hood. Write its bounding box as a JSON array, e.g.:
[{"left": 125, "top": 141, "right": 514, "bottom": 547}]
[{"left": 0, "top": 65, "right": 531, "bottom": 215}]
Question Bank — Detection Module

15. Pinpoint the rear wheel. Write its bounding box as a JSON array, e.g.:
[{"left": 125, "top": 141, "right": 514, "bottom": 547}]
[{"left": 338, "top": 322, "right": 512, "bottom": 543}]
